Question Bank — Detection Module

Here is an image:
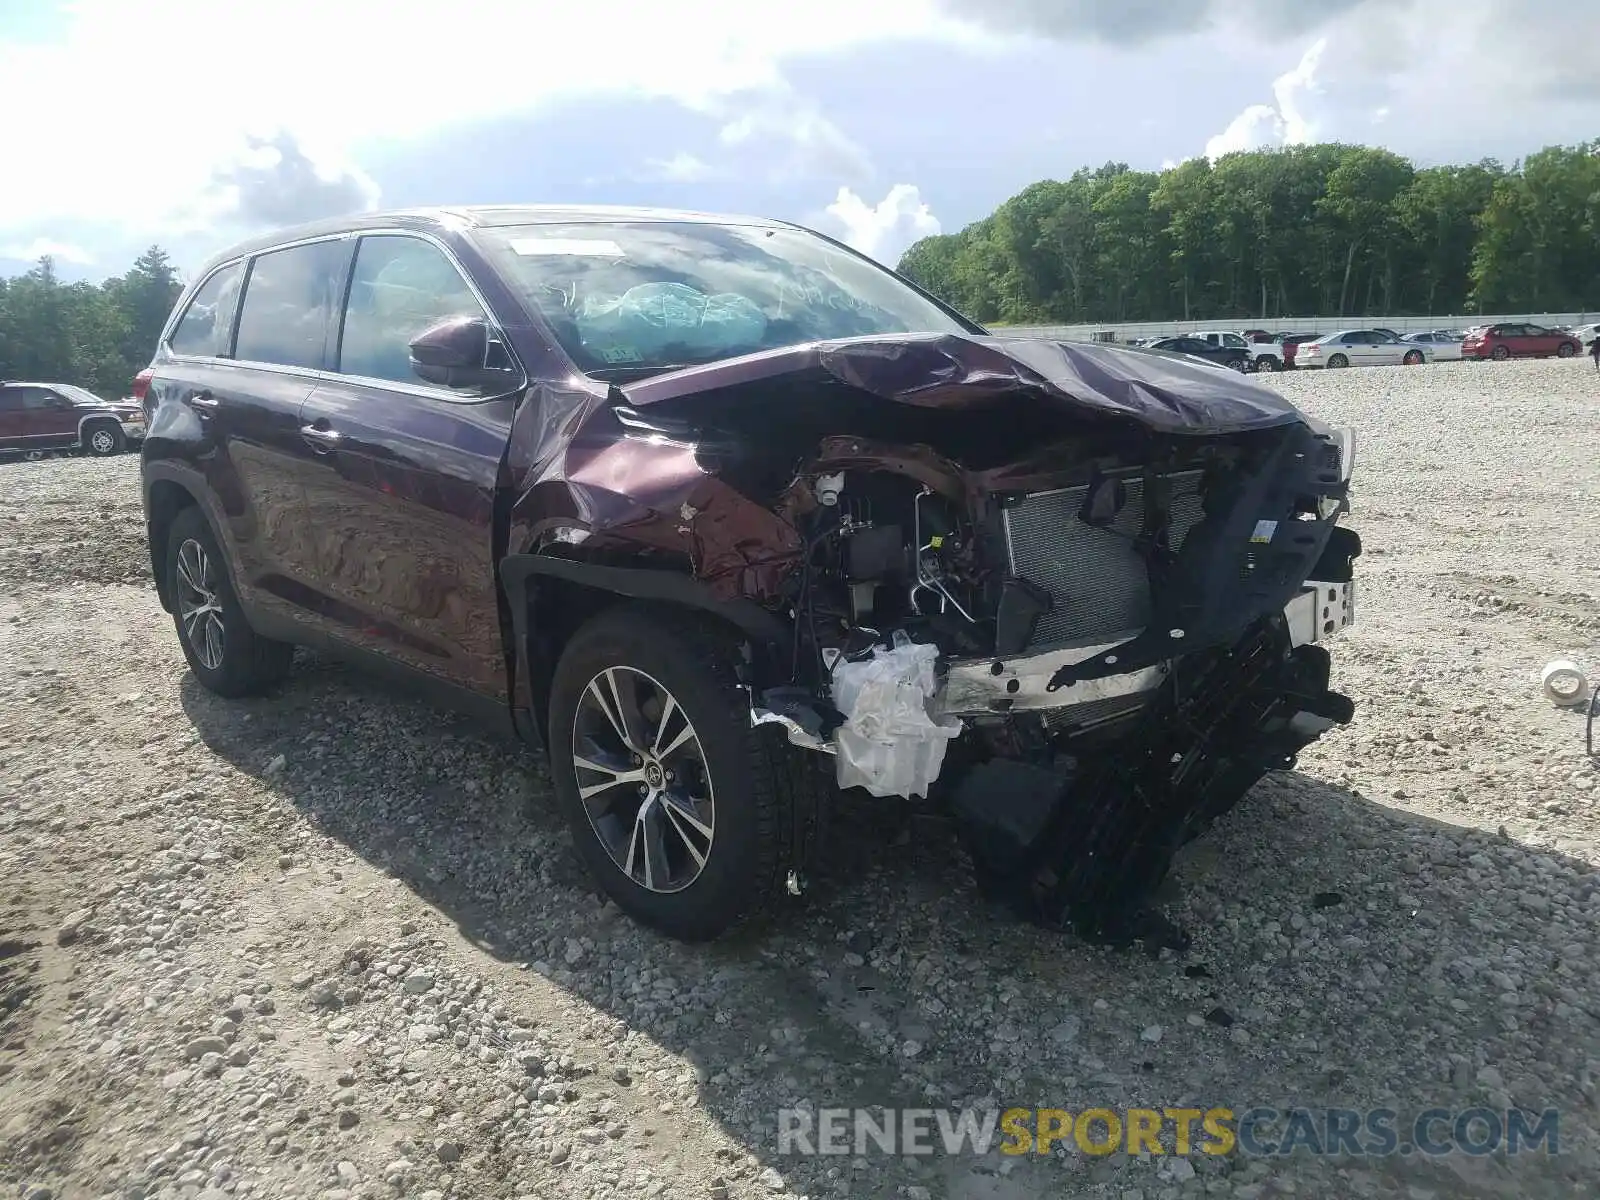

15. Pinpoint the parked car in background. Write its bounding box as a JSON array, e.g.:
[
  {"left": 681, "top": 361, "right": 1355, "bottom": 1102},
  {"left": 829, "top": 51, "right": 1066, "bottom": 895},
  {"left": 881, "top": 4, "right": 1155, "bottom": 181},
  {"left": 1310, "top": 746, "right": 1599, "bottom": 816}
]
[
  {"left": 1295, "top": 331, "right": 1429, "bottom": 369},
  {"left": 1401, "top": 331, "right": 1463, "bottom": 361},
  {"left": 1460, "top": 323, "right": 1582, "bottom": 360},
  {"left": 1146, "top": 335, "right": 1253, "bottom": 371},
  {"left": 1193, "top": 330, "right": 1282, "bottom": 371},
  {"left": 1277, "top": 333, "right": 1320, "bottom": 369},
  {"left": 136, "top": 204, "right": 1358, "bottom": 942},
  {"left": 1566, "top": 322, "right": 1600, "bottom": 349},
  {"left": 0, "top": 381, "right": 145, "bottom": 458}
]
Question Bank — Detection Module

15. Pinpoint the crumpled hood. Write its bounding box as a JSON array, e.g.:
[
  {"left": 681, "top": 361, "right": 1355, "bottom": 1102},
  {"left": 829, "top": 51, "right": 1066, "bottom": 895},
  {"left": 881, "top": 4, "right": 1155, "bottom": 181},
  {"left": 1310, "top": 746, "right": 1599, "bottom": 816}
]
[{"left": 619, "top": 332, "right": 1304, "bottom": 435}]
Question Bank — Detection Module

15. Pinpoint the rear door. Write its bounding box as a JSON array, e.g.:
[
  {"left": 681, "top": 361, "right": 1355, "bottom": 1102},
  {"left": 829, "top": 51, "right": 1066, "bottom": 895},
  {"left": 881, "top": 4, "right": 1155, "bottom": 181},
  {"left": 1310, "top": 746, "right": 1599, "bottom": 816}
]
[
  {"left": 1336, "top": 332, "right": 1368, "bottom": 364},
  {"left": 295, "top": 231, "right": 522, "bottom": 701},
  {"left": 155, "top": 240, "right": 352, "bottom": 623},
  {"left": 1496, "top": 324, "right": 1529, "bottom": 355},
  {"left": 1364, "top": 331, "right": 1401, "bottom": 365}
]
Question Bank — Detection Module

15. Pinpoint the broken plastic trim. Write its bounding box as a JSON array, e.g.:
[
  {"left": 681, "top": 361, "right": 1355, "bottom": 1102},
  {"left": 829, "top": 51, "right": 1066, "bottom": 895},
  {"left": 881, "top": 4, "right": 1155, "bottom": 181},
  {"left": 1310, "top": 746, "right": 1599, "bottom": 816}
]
[
  {"left": 748, "top": 580, "right": 1356, "bottom": 756},
  {"left": 751, "top": 704, "right": 837, "bottom": 756}
]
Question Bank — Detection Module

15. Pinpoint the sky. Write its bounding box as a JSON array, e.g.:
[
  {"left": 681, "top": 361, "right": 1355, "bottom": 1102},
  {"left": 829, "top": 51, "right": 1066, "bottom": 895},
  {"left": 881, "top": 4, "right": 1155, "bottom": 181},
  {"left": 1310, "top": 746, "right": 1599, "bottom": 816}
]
[{"left": 2, "top": 0, "right": 1598, "bottom": 282}]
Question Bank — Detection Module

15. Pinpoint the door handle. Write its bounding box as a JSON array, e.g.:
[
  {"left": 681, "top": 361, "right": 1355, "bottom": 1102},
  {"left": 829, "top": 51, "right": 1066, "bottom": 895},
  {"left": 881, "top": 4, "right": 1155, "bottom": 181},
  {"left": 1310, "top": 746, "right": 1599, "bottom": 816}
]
[
  {"left": 300, "top": 424, "right": 342, "bottom": 453},
  {"left": 189, "top": 391, "right": 219, "bottom": 410}
]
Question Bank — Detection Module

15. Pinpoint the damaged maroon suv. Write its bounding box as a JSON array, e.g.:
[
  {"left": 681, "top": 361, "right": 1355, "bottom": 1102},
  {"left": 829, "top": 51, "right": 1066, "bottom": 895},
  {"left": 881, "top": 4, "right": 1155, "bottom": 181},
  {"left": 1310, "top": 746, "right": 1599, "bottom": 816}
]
[{"left": 140, "top": 206, "right": 1358, "bottom": 943}]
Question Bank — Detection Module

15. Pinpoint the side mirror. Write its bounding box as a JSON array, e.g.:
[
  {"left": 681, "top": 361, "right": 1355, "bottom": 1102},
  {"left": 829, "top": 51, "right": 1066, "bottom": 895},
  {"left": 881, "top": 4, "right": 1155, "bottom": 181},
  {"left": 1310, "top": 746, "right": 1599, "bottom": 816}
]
[{"left": 408, "top": 316, "right": 514, "bottom": 391}]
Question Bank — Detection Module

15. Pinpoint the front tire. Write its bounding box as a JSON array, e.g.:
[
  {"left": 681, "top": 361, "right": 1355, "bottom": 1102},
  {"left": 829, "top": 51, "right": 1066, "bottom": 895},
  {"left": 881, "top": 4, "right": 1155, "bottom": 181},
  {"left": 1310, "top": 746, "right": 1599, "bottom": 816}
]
[
  {"left": 83, "top": 422, "right": 125, "bottom": 457},
  {"left": 165, "top": 506, "right": 293, "bottom": 697},
  {"left": 1491, "top": 345, "right": 1510, "bottom": 361},
  {"left": 548, "top": 607, "right": 815, "bottom": 941},
  {"left": 1557, "top": 342, "right": 1576, "bottom": 358},
  {"left": 1326, "top": 353, "right": 1349, "bottom": 369},
  {"left": 1402, "top": 350, "right": 1424, "bottom": 365}
]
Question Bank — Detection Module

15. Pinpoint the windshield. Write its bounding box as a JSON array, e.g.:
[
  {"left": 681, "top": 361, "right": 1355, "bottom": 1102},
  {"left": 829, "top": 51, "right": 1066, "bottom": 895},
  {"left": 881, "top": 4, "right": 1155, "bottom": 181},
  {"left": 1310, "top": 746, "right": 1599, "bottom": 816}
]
[
  {"left": 480, "top": 221, "right": 974, "bottom": 376},
  {"left": 55, "top": 384, "right": 109, "bottom": 405}
]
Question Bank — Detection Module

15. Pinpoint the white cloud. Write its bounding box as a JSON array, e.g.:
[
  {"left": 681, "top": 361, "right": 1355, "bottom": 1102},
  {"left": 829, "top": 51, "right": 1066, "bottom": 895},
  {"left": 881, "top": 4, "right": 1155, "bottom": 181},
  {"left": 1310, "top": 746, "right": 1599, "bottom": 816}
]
[
  {"left": 0, "top": 238, "right": 94, "bottom": 266},
  {"left": 0, "top": 0, "right": 976, "bottom": 249},
  {"left": 717, "top": 97, "right": 873, "bottom": 182},
  {"left": 643, "top": 153, "right": 717, "bottom": 183},
  {"left": 1204, "top": 38, "right": 1324, "bottom": 160},
  {"left": 824, "top": 185, "right": 941, "bottom": 264},
  {"left": 1196, "top": 0, "right": 1600, "bottom": 164}
]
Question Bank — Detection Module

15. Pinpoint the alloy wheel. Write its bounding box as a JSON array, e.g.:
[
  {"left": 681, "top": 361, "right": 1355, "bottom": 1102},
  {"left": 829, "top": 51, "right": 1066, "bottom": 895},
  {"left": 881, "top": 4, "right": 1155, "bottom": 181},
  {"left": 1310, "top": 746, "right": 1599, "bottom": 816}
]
[
  {"left": 570, "top": 666, "right": 715, "bottom": 894},
  {"left": 90, "top": 429, "right": 116, "bottom": 454},
  {"left": 175, "top": 538, "right": 226, "bottom": 671}
]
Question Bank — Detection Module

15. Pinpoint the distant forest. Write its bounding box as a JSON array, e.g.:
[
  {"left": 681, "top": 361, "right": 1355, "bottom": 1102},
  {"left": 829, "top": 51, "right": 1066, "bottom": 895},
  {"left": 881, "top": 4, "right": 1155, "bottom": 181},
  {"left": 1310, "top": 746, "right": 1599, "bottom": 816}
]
[
  {"left": 895, "top": 140, "right": 1600, "bottom": 325},
  {"left": 0, "top": 248, "right": 182, "bottom": 398}
]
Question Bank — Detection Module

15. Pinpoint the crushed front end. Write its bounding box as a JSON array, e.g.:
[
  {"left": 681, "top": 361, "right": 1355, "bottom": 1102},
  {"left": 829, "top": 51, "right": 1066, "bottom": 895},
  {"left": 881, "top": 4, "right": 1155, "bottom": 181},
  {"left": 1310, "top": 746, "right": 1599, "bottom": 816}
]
[
  {"left": 527, "top": 334, "right": 1360, "bottom": 940},
  {"left": 763, "top": 407, "right": 1358, "bottom": 942}
]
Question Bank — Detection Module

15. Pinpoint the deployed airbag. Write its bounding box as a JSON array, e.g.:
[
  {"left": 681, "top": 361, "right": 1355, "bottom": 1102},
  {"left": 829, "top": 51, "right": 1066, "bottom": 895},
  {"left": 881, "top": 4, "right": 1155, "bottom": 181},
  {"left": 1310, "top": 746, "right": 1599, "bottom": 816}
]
[{"left": 577, "top": 282, "right": 767, "bottom": 363}]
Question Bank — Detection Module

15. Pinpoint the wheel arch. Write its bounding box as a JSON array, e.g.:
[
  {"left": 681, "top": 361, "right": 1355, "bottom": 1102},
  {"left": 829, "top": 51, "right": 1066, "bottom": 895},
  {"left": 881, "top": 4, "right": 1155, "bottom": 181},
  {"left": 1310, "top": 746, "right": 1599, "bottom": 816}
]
[
  {"left": 146, "top": 478, "right": 200, "bottom": 612},
  {"left": 499, "top": 554, "right": 791, "bottom": 749},
  {"left": 77, "top": 412, "right": 122, "bottom": 446},
  {"left": 144, "top": 468, "right": 239, "bottom": 614}
]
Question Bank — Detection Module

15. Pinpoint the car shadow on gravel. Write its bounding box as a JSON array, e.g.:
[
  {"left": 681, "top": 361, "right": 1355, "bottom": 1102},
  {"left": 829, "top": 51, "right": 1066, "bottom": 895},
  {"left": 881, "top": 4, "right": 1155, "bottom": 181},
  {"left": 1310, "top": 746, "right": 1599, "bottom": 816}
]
[{"left": 178, "top": 657, "right": 1597, "bottom": 1199}]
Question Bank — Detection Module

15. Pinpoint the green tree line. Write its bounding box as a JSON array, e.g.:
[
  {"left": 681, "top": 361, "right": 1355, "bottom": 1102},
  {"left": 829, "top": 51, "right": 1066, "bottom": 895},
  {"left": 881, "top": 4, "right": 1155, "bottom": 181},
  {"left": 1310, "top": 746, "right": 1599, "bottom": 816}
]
[
  {"left": 897, "top": 140, "right": 1600, "bottom": 326},
  {"left": 0, "top": 247, "right": 183, "bottom": 398}
]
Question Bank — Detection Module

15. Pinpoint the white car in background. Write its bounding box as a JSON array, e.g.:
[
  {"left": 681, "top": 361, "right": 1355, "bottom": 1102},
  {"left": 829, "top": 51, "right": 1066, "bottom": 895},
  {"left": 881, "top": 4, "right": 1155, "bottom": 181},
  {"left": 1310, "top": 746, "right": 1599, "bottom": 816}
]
[
  {"left": 1568, "top": 322, "right": 1600, "bottom": 349},
  {"left": 1401, "top": 330, "right": 1463, "bottom": 361},
  {"left": 1296, "top": 329, "right": 1430, "bottom": 368}
]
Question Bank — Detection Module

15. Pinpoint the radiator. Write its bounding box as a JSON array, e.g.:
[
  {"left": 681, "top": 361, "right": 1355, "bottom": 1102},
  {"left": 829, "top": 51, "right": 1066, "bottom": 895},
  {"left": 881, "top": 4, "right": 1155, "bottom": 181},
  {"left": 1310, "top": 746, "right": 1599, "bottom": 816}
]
[{"left": 1001, "top": 469, "right": 1206, "bottom": 649}]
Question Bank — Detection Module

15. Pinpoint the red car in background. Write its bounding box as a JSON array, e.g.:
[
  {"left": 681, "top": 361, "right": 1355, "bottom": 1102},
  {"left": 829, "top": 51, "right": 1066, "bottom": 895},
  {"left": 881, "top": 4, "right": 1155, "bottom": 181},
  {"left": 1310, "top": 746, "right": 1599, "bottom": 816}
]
[
  {"left": 1461, "top": 323, "right": 1582, "bottom": 361},
  {"left": 1277, "top": 333, "right": 1321, "bottom": 368}
]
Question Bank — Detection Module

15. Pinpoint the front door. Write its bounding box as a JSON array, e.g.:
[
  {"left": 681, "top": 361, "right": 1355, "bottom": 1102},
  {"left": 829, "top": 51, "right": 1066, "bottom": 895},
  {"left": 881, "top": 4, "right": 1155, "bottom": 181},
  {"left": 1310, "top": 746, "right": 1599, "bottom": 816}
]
[
  {"left": 1522, "top": 325, "right": 1560, "bottom": 355},
  {"left": 295, "top": 232, "right": 520, "bottom": 701}
]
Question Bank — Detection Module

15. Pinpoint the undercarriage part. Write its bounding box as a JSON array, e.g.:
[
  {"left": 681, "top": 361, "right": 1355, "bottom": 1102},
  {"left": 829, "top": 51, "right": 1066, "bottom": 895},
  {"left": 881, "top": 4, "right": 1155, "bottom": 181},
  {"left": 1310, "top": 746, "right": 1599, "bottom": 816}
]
[{"left": 950, "top": 618, "right": 1353, "bottom": 948}]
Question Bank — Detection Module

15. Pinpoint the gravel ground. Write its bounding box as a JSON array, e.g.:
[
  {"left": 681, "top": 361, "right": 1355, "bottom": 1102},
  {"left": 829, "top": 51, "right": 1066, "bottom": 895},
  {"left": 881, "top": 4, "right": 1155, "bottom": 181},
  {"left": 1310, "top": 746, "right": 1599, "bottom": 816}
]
[{"left": 3, "top": 358, "right": 1599, "bottom": 1200}]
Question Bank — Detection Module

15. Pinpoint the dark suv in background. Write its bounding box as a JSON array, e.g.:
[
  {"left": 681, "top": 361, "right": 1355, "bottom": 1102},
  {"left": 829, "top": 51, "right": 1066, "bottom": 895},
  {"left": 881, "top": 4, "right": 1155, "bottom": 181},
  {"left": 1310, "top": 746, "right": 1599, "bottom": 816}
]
[
  {"left": 138, "top": 205, "right": 1359, "bottom": 944},
  {"left": 0, "top": 381, "right": 145, "bottom": 458}
]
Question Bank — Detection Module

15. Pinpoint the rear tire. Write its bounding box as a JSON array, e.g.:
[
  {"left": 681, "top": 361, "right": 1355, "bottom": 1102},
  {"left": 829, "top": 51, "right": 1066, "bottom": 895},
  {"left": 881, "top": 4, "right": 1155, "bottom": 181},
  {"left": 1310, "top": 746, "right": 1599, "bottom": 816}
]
[
  {"left": 165, "top": 506, "right": 294, "bottom": 697},
  {"left": 1326, "top": 353, "right": 1349, "bottom": 369},
  {"left": 1254, "top": 356, "right": 1280, "bottom": 372},
  {"left": 547, "top": 606, "right": 818, "bottom": 941},
  {"left": 83, "top": 422, "right": 125, "bottom": 457},
  {"left": 1402, "top": 350, "right": 1424, "bottom": 365}
]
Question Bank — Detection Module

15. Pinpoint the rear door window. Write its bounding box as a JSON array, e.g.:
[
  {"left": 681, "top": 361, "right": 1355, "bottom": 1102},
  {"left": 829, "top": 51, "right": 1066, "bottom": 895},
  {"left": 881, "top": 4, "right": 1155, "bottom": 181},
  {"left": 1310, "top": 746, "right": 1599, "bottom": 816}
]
[
  {"left": 234, "top": 240, "right": 350, "bottom": 370},
  {"left": 336, "top": 235, "right": 487, "bottom": 385},
  {"left": 169, "top": 261, "right": 245, "bottom": 357}
]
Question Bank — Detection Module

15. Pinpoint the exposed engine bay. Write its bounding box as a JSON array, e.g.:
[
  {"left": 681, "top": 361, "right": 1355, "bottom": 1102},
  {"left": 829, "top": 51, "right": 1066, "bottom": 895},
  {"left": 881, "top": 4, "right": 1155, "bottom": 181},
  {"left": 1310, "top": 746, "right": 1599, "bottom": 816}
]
[
  {"left": 750, "top": 416, "right": 1359, "bottom": 945},
  {"left": 512, "top": 333, "right": 1363, "bottom": 946}
]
